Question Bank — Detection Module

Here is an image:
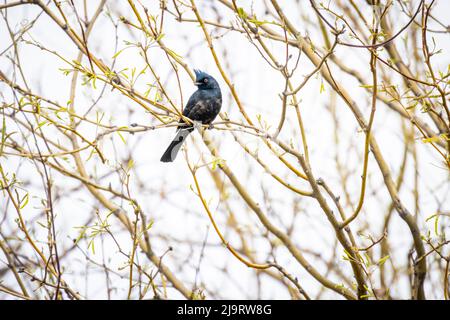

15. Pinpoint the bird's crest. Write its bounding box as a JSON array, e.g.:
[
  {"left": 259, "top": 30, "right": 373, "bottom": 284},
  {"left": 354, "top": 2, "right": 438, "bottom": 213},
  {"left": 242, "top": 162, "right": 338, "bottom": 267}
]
[{"left": 194, "top": 69, "right": 207, "bottom": 79}]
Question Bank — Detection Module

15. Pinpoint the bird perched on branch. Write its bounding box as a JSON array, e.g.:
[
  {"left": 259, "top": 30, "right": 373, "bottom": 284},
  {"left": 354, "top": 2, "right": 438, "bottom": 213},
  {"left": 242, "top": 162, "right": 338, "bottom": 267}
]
[{"left": 160, "top": 70, "right": 222, "bottom": 162}]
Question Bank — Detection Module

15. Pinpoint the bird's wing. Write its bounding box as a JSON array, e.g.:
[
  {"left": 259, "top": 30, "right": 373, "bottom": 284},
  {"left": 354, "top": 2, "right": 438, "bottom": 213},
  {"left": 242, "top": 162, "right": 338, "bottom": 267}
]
[
  {"left": 185, "top": 99, "right": 211, "bottom": 121},
  {"left": 182, "top": 90, "right": 202, "bottom": 118},
  {"left": 182, "top": 90, "right": 213, "bottom": 122},
  {"left": 182, "top": 90, "right": 221, "bottom": 124}
]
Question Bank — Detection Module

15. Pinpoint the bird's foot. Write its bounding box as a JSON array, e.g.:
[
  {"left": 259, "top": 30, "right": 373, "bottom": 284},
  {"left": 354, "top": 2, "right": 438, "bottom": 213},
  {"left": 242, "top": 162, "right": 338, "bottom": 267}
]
[
  {"left": 193, "top": 121, "right": 203, "bottom": 130},
  {"left": 208, "top": 123, "right": 214, "bottom": 130}
]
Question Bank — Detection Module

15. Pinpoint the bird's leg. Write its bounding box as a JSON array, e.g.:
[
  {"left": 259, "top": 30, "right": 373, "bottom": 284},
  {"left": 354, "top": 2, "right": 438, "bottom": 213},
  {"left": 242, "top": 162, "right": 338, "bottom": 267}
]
[
  {"left": 208, "top": 123, "right": 214, "bottom": 130},
  {"left": 193, "top": 120, "right": 203, "bottom": 131}
]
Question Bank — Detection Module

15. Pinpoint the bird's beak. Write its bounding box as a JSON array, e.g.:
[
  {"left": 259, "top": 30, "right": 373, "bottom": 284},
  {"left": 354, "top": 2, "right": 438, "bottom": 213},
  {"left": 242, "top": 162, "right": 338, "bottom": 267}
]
[{"left": 194, "top": 81, "right": 202, "bottom": 86}]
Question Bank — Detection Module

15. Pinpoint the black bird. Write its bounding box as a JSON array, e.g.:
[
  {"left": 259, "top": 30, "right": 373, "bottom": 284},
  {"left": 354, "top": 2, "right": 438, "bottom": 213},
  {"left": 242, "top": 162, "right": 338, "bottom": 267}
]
[{"left": 160, "top": 70, "right": 222, "bottom": 162}]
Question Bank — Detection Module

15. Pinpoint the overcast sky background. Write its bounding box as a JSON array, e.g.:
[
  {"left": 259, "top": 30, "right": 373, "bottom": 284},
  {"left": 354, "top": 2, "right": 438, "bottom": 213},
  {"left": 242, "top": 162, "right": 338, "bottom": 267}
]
[{"left": 1, "top": 0, "right": 449, "bottom": 299}]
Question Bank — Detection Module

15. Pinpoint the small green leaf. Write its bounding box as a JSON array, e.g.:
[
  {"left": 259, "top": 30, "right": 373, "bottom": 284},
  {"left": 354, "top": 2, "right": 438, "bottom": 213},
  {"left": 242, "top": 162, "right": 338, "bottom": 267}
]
[
  {"left": 127, "top": 158, "right": 134, "bottom": 170},
  {"left": 422, "top": 135, "right": 442, "bottom": 144},
  {"left": 211, "top": 157, "right": 225, "bottom": 171},
  {"left": 112, "top": 48, "right": 126, "bottom": 59},
  {"left": 117, "top": 131, "right": 126, "bottom": 144},
  {"left": 378, "top": 255, "right": 390, "bottom": 266},
  {"left": 37, "top": 121, "right": 48, "bottom": 129},
  {"left": 88, "top": 239, "right": 95, "bottom": 254},
  {"left": 320, "top": 80, "right": 325, "bottom": 93},
  {"left": 434, "top": 215, "right": 439, "bottom": 236},
  {"left": 237, "top": 7, "right": 247, "bottom": 19},
  {"left": 0, "top": 115, "right": 6, "bottom": 156},
  {"left": 20, "top": 193, "right": 29, "bottom": 209},
  {"left": 73, "top": 226, "right": 88, "bottom": 245}
]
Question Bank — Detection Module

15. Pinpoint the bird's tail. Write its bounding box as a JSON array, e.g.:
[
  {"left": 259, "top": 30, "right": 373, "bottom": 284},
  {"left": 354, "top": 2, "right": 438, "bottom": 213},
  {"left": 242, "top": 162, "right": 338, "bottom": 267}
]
[{"left": 160, "top": 128, "right": 193, "bottom": 162}]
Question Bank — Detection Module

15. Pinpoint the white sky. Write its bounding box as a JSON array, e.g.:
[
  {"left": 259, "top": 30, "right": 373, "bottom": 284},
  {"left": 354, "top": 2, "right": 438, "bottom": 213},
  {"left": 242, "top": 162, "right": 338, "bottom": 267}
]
[{"left": 0, "top": 0, "right": 449, "bottom": 299}]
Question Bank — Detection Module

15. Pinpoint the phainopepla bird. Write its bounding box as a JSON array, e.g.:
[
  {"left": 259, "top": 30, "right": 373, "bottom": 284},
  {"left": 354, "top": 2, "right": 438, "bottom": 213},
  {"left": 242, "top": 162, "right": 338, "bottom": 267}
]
[{"left": 160, "top": 70, "right": 222, "bottom": 162}]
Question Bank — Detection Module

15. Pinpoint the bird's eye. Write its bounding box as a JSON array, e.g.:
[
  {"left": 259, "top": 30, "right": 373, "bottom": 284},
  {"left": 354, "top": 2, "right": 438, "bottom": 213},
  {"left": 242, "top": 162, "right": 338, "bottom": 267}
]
[{"left": 203, "top": 78, "right": 209, "bottom": 83}]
